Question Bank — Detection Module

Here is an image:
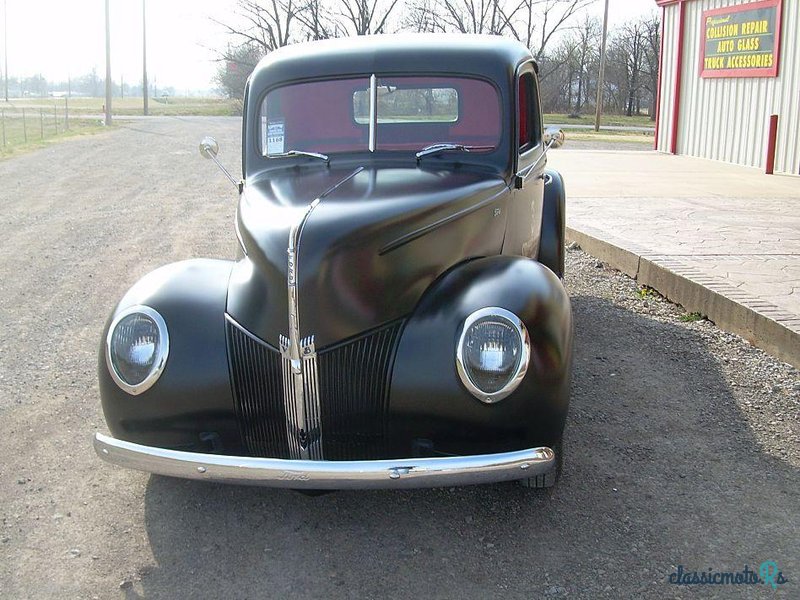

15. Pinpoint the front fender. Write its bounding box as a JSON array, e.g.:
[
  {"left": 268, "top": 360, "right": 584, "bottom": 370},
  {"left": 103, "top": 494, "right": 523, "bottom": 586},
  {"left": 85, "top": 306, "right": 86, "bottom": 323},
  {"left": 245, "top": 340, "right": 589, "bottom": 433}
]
[
  {"left": 98, "top": 259, "right": 241, "bottom": 453},
  {"left": 388, "top": 256, "right": 572, "bottom": 456}
]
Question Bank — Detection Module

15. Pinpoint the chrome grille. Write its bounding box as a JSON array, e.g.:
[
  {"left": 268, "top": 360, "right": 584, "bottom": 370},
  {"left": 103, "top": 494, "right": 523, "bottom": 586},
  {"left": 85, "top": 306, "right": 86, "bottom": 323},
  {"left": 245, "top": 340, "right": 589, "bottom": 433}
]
[
  {"left": 226, "top": 317, "right": 289, "bottom": 458},
  {"left": 227, "top": 316, "right": 404, "bottom": 460},
  {"left": 317, "top": 320, "right": 404, "bottom": 460},
  {"left": 278, "top": 334, "right": 324, "bottom": 460}
]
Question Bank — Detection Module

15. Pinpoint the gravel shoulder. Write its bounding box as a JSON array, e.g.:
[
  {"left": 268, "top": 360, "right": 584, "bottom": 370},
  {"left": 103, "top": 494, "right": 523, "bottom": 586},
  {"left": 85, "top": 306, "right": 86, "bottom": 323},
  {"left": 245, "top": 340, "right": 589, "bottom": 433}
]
[{"left": 0, "top": 118, "right": 797, "bottom": 599}]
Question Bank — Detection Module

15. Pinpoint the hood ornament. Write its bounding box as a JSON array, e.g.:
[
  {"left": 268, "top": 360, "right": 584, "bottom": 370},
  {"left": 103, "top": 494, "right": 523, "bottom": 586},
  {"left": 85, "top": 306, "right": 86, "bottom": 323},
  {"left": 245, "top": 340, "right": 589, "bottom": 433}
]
[
  {"left": 276, "top": 169, "right": 364, "bottom": 460},
  {"left": 279, "top": 200, "right": 323, "bottom": 460}
]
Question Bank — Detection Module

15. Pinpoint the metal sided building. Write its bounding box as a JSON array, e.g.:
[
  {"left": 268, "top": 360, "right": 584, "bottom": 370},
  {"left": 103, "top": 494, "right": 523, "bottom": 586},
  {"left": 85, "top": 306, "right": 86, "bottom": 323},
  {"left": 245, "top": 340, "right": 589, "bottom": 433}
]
[{"left": 654, "top": 0, "right": 799, "bottom": 175}]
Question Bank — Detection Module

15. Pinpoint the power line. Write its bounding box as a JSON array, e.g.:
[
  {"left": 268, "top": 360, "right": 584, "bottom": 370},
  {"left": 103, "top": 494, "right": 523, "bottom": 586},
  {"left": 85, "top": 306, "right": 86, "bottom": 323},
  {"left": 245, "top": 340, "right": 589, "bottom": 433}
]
[
  {"left": 143, "top": 0, "right": 148, "bottom": 115},
  {"left": 594, "top": 0, "right": 610, "bottom": 132},
  {"left": 104, "top": 0, "right": 112, "bottom": 125},
  {"left": 3, "top": 0, "right": 8, "bottom": 101}
]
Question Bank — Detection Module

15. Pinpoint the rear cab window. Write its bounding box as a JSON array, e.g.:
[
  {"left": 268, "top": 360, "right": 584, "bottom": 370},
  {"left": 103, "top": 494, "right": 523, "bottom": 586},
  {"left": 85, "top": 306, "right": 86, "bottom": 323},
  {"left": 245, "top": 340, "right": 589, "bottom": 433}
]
[{"left": 259, "top": 76, "right": 502, "bottom": 157}]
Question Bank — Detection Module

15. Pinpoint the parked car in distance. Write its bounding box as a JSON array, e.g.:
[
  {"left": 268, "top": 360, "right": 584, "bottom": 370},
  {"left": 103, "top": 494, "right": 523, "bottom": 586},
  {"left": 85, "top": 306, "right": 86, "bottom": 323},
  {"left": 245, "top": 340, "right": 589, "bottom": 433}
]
[{"left": 94, "top": 34, "right": 572, "bottom": 490}]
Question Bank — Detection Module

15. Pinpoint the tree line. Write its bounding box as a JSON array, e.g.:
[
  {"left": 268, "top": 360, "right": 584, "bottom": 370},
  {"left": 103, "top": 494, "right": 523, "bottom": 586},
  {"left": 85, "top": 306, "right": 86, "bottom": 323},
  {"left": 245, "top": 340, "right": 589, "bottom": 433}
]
[
  {"left": 215, "top": 0, "right": 660, "bottom": 119},
  {"left": 3, "top": 69, "right": 175, "bottom": 99}
]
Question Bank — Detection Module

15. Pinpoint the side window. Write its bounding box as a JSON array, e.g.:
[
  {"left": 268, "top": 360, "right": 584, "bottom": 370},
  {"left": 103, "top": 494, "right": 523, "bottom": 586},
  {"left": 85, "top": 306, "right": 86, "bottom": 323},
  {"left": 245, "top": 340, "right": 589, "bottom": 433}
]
[{"left": 518, "top": 72, "right": 542, "bottom": 152}]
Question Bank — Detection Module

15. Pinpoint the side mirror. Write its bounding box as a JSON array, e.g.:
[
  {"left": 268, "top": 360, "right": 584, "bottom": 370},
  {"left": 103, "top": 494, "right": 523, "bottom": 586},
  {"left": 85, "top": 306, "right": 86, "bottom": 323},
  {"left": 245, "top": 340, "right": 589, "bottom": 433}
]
[
  {"left": 199, "top": 136, "right": 220, "bottom": 159},
  {"left": 514, "top": 127, "right": 566, "bottom": 189},
  {"left": 198, "top": 136, "right": 241, "bottom": 193},
  {"left": 544, "top": 127, "right": 565, "bottom": 149}
]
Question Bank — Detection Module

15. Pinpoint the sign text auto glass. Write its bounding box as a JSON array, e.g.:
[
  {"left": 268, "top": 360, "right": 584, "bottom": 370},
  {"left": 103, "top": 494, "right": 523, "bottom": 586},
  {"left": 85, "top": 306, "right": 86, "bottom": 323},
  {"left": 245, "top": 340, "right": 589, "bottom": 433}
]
[{"left": 701, "top": 0, "right": 782, "bottom": 78}]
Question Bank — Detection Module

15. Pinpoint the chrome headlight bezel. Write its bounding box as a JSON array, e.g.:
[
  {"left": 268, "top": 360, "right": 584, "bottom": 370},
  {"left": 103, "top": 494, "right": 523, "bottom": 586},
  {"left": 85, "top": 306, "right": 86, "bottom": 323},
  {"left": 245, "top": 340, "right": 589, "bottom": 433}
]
[
  {"left": 455, "top": 307, "right": 530, "bottom": 404},
  {"left": 105, "top": 305, "right": 169, "bottom": 396}
]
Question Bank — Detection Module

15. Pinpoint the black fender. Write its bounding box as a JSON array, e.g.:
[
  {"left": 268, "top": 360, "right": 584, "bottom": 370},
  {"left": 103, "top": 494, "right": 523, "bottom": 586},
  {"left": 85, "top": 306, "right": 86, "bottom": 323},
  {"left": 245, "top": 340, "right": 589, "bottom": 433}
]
[
  {"left": 388, "top": 255, "right": 572, "bottom": 457},
  {"left": 537, "top": 168, "right": 566, "bottom": 279},
  {"left": 98, "top": 259, "right": 241, "bottom": 453}
]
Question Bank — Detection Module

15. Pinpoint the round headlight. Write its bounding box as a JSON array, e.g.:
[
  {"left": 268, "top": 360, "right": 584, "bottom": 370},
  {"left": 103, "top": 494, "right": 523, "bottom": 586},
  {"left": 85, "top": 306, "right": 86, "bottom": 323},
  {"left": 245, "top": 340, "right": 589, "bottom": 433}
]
[
  {"left": 456, "top": 307, "right": 529, "bottom": 403},
  {"left": 105, "top": 305, "right": 169, "bottom": 395}
]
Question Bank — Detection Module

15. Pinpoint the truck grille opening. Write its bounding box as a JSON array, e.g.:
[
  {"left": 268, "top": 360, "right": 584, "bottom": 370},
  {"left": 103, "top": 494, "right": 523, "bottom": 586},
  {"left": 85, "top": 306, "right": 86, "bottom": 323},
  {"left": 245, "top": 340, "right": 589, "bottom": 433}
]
[
  {"left": 317, "top": 320, "right": 404, "bottom": 460},
  {"left": 226, "top": 318, "right": 290, "bottom": 459},
  {"left": 226, "top": 317, "right": 404, "bottom": 461}
]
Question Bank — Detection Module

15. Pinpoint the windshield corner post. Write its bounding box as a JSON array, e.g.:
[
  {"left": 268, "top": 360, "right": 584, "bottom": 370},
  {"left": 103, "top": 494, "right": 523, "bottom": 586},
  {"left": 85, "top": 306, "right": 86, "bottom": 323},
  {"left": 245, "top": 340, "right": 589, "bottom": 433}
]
[{"left": 368, "top": 74, "right": 377, "bottom": 152}]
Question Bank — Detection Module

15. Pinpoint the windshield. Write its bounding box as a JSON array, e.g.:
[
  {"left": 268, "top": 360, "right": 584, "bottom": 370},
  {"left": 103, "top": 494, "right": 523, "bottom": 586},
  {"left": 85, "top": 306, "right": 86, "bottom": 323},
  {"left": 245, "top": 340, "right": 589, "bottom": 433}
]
[{"left": 259, "top": 76, "right": 501, "bottom": 157}]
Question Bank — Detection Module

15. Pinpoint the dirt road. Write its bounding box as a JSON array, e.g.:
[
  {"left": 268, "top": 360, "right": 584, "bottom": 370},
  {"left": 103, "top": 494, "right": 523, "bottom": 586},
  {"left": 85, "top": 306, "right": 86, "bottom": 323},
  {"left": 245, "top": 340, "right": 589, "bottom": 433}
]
[{"left": 0, "top": 117, "right": 797, "bottom": 599}]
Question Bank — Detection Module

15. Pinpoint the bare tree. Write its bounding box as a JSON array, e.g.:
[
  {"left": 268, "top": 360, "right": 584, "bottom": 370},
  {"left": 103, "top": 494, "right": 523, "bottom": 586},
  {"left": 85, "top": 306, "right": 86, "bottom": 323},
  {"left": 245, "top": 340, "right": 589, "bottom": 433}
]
[
  {"left": 337, "top": 0, "right": 402, "bottom": 35},
  {"left": 502, "top": 0, "right": 594, "bottom": 61},
  {"left": 402, "top": 0, "right": 445, "bottom": 32},
  {"left": 296, "top": 0, "right": 344, "bottom": 39},
  {"left": 641, "top": 16, "right": 660, "bottom": 120},
  {"left": 210, "top": 0, "right": 614, "bottom": 112},
  {"left": 434, "top": 0, "right": 515, "bottom": 35},
  {"left": 608, "top": 18, "right": 649, "bottom": 116},
  {"left": 537, "top": 37, "right": 578, "bottom": 112},
  {"left": 403, "top": 0, "right": 589, "bottom": 56},
  {"left": 212, "top": 0, "right": 299, "bottom": 53},
  {"left": 569, "top": 16, "right": 600, "bottom": 114}
]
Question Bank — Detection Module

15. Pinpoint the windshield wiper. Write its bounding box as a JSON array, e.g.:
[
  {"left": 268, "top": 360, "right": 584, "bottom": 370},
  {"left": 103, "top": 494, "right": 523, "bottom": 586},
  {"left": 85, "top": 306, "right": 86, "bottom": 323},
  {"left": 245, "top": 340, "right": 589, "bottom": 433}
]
[
  {"left": 268, "top": 150, "right": 330, "bottom": 164},
  {"left": 415, "top": 143, "right": 493, "bottom": 161}
]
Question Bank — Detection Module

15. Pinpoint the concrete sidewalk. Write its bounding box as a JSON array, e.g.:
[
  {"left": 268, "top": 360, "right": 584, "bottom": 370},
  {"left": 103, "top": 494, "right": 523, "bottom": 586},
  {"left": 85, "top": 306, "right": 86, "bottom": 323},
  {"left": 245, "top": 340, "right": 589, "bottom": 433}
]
[{"left": 547, "top": 150, "right": 800, "bottom": 368}]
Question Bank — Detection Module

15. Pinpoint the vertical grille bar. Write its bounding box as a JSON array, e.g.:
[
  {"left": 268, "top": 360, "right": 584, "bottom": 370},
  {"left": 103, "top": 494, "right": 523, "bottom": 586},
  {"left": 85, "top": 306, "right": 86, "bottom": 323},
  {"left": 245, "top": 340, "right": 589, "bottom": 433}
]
[
  {"left": 317, "top": 319, "right": 404, "bottom": 460},
  {"left": 302, "top": 336, "right": 324, "bottom": 460},
  {"left": 226, "top": 317, "right": 289, "bottom": 458},
  {"left": 228, "top": 316, "right": 404, "bottom": 461}
]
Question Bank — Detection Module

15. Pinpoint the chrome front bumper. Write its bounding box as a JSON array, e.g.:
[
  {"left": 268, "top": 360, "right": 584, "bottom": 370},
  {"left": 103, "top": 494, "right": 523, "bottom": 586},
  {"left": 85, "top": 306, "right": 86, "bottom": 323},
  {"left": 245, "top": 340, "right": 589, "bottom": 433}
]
[{"left": 93, "top": 433, "right": 555, "bottom": 489}]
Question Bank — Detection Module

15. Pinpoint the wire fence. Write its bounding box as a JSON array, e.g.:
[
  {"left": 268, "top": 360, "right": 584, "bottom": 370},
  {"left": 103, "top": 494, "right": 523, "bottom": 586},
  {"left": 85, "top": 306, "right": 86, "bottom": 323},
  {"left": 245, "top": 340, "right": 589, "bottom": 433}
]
[{"left": 0, "top": 98, "right": 99, "bottom": 153}]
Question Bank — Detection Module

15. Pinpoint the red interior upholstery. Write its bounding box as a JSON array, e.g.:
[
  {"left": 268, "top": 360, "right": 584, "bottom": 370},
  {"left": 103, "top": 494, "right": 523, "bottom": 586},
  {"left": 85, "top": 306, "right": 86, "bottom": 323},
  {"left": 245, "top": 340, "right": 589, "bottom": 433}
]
[
  {"left": 262, "top": 76, "right": 501, "bottom": 154},
  {"left": 518, "top": 78, "right": 529, "bottom": 147}
]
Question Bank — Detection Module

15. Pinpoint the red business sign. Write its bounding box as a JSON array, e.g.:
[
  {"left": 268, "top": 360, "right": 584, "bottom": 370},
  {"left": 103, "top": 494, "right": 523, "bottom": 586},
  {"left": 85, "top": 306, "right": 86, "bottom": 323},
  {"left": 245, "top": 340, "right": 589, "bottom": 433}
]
[{"left": 700, "top": 0, "right": 783, "bottom": 78}]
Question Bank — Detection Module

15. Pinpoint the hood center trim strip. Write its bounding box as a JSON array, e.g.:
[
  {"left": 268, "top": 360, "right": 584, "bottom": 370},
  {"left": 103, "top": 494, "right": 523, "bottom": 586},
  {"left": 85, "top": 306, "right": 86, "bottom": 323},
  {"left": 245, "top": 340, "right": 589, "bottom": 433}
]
[{"left": 279, "top": 167, "right": 362, "bottom": 460}]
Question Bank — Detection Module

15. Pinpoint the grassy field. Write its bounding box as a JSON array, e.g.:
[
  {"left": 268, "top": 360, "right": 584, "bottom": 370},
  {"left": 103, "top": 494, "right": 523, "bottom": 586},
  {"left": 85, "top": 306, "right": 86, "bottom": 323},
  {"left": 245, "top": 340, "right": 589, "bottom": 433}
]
[
  {"left": 1, "top": 96, "right": 238, "bottom": 158},
  {"left": 0, "top": 97, "right": 653, "bottom": 158},
  {"left": 4, "top": 96, "right": 239, "bottom": 117},
  {"left": 6, "top": 98, "right": 651, "bottom": 123},
  {"left": 564, "top": 127, "right": 653, "bottom": 144},
  {"left": 544, "top": 113, "right": 655, "bottom": 128},
  {"left": 562, "top": 129, "right": 654, "bottom": 144},
  {"left": 0, "top": 105, "right": 111, "bottom": 159}
]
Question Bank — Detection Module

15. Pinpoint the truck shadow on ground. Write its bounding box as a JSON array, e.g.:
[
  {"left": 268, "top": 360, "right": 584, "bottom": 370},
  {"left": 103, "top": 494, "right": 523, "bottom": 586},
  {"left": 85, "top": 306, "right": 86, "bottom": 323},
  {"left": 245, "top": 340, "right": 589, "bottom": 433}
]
[{"left": 136, "top": 296, "right": 798, "bottom": 599}]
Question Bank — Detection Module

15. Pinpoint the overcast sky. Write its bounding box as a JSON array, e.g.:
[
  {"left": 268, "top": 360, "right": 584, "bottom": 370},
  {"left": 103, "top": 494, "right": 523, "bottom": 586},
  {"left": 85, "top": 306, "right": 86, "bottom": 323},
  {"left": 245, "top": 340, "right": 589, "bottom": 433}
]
[{"left": 1, "top": 0, "right": 658, "bottom": 92}]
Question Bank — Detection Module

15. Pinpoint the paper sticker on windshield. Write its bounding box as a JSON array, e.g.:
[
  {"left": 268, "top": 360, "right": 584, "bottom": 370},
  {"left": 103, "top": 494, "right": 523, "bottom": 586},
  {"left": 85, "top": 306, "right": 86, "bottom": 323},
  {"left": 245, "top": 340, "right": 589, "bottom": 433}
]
[{"left": 267, "top": 120, "right": 285, "bottom": 155}]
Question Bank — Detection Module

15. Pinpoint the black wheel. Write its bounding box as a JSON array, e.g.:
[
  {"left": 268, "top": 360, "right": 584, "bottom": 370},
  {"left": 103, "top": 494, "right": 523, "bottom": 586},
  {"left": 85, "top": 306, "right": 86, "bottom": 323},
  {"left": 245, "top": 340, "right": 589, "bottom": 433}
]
[
  {"left": 518, "top": 440, "right": 563, "bottom": 489},
  {"left": 537, "top": 169, "right": 566, "bottom": 279}
]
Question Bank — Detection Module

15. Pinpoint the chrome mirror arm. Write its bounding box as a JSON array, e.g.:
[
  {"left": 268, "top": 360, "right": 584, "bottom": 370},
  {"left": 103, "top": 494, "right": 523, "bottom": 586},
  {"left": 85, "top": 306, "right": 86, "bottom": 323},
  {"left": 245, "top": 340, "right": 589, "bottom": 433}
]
[
  {"left": 513, "top": 128, "right": 565, "bottom": 189},
  {"left": 199, "top": 136, "right": 242, "bottom": 193},
  {"left": 208, "top": 152, "right": 240, "bottom": 189}
]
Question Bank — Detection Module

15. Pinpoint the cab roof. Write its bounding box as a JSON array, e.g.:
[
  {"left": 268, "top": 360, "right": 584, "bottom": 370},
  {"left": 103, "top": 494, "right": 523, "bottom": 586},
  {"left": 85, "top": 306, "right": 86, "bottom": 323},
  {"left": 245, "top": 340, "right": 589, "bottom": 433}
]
[
  {"left": 247, "top": 34, "right": 535, "bottom": 92},
  {"left": 242, "top": 34, "right": 536, "bottom": 178}
]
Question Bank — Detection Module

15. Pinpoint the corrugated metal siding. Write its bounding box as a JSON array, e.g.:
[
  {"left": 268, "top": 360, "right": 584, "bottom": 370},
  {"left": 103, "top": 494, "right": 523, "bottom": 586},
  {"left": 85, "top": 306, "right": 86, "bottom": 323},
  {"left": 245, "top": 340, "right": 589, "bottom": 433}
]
[
  {"left": 657, "top": 5, "right": 681, "bottom": 151},
  {"left": 657, "top": 0, "right": 800, "bottom": 175}
]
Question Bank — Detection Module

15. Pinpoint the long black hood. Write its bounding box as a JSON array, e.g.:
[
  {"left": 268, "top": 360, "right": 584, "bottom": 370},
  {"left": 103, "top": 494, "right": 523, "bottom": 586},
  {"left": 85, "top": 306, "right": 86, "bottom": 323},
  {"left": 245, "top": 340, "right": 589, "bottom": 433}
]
[{"left": 226, "top": 165, "right": 510, "bottom": 348}]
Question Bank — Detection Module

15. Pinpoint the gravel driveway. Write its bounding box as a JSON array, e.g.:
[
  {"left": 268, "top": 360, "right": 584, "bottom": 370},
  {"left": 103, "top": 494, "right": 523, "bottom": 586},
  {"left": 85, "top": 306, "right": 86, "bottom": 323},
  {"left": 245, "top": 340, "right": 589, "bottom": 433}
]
[{"left": 0, "top": 117, "right": 797, "bottom": 599}]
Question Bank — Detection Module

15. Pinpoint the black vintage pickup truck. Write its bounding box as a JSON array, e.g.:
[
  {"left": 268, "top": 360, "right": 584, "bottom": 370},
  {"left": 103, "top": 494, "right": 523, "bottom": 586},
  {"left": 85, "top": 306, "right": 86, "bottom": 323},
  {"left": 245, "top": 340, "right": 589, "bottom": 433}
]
[{"left": 95, "top": 34, "right": 571, "bottom": 490}]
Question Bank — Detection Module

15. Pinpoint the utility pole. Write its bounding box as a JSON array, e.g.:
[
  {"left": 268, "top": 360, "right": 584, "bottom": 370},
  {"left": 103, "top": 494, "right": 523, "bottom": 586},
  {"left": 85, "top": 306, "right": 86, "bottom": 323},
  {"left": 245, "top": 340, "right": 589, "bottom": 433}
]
[
  {"left": 3, "top": 0, "right": 8, "bottom": 101},
  {"left": 594, "top": 0, "right": 610, "bottom": 132},
  {"left": 142, "top": 0, "right": 148, "bottom": 115},
  {"left": 104, "top": 0, "right": 112, "bottom": 125}
]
